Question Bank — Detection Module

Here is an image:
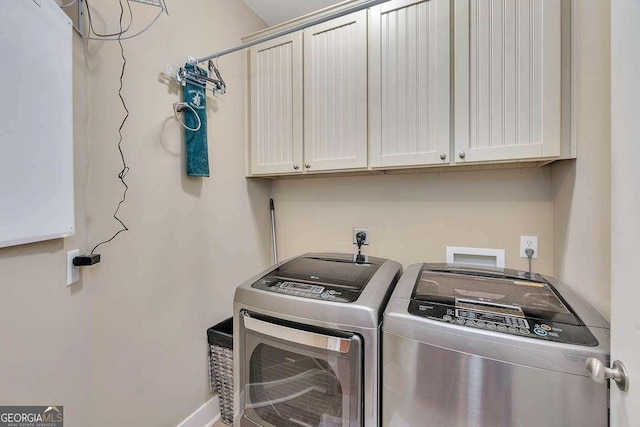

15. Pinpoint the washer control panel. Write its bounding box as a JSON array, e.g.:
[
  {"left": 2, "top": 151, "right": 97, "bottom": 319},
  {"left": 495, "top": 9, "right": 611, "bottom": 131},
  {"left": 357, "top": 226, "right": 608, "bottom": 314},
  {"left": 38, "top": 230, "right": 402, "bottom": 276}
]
[
  {"left": 455, "top": 308, "right": 530, "bottom": 330},
  {"left": 408, "top": 300, "right": 599, "bottom": 346}
]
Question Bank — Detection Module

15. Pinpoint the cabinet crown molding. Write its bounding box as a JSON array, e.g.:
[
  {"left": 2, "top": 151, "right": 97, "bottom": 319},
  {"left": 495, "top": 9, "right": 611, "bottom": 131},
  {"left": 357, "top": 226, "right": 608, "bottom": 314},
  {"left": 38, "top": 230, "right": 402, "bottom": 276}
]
[{"left": 241, "top": 0, "right": 371, "bottom": 43}]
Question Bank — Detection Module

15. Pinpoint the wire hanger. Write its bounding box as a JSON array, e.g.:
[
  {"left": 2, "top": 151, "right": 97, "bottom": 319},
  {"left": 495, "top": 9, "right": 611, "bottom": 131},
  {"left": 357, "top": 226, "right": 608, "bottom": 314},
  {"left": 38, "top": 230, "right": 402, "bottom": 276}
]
[
  {"left": 208, "top": 59, "right": 226, "bottom": 96},
  {"left": 163, "top": 58, "right": 226, "bottom": 97}
]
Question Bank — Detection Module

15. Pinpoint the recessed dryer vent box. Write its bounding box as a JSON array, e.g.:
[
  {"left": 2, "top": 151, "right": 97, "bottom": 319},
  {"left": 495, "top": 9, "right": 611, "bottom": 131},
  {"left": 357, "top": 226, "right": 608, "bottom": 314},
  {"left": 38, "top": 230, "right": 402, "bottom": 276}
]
[{"left": 446, "top": 246, "right": 506, "bottom": 269}]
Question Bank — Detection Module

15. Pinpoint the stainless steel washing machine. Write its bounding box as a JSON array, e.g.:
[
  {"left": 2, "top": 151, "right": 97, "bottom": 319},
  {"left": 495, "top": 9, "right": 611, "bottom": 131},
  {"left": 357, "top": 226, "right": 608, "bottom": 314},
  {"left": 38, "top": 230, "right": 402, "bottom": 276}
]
[
  {"left": 382, "top": 264, "right": 610, "bottom": 427},
  {"left": 234, "top": 253, "right": 402, "bottom": 427}
]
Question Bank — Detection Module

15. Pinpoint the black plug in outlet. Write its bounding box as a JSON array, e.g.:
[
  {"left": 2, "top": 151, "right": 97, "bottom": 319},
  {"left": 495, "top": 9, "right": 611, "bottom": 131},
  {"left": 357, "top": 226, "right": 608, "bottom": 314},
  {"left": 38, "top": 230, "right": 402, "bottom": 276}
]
[
  {"left": 352, "top": 228, "right": 370, "bottom": 245},
  {"left": 73, "top": 254, "right": 101, "bottom": 266}
]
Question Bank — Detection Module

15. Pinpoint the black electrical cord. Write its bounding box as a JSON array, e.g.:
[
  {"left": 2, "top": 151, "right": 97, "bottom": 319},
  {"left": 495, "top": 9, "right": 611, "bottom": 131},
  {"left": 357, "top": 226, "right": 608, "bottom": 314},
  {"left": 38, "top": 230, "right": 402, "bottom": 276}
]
[
  {"left": 355, "top": 231, "right": 366, "bottom": 263},
  {"left": 91, "top": 0, "right": 130, "bottom": 255}
]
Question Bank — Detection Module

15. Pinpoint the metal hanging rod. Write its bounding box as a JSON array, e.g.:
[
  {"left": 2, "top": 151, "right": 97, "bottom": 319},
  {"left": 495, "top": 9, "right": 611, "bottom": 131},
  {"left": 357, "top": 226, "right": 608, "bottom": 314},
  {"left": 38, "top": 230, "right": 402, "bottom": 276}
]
[{"left": 192, "top": 0, "right": 391, "bottom": 64}]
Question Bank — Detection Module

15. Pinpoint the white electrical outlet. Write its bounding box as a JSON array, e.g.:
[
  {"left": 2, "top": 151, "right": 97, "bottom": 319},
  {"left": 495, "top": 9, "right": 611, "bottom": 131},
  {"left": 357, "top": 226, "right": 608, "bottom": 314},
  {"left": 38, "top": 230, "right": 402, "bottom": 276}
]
[
  {"left": 67, "top": 249, "right": 80, "bottom": 286},
  {"left": 520, "top": 236, "right": 539, "bottom": 259},
  {"left": 353, "top": 228, "right": 370, "bottom": 245}
]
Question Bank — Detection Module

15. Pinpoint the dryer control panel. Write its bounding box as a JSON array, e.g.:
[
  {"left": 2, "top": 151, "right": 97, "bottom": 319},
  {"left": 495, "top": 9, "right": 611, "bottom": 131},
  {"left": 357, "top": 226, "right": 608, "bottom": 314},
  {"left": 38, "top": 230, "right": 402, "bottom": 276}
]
[
  {"left": 250, "top": 254, "right": 384, "bottom": 303},
  {"left": 252, "top": 277, "right": 359, "bottom": 303}
]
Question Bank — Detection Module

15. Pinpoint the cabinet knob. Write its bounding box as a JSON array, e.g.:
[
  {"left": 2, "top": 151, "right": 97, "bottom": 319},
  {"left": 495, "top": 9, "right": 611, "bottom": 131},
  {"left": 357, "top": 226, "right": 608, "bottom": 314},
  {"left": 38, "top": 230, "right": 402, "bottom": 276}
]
[
  {"left": 305, "top": 163, "right": 311, "bottom": 169},
  {"left": 440, "top": 153, "right": 447, "bottom": 160},
  {"left": 459, "top": 151, "right": 466, "bottom": 159},
  {"left": 293, "top": 164, "right": 299, "bottom": 170}
]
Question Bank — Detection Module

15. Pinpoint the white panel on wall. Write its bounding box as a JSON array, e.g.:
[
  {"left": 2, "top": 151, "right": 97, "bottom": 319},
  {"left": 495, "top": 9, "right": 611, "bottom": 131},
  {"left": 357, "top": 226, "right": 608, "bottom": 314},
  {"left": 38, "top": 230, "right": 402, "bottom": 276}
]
[
  {"left": 370, "top": 0, "right": 450, "bottom": 168},
  {"left": 250, "top": 33, "right": 303, "bottom": 175},
  {"left": 446, "top": 246, "right": 506, "bottom": 268},
  {"left": 0, "top": 0, "right": 74, "bottom": 248},
  {"left": 304, "top": 10, "right": 368, "bottom": 172},
  {"left": 455, "top": 0, "right": 561, "bottom": 163}
]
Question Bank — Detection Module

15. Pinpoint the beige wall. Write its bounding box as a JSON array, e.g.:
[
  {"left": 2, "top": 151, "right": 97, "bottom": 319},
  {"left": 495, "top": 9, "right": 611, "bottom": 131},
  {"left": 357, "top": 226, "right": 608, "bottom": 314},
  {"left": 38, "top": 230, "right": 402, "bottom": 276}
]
[
  {"left": 83, "top": 2, "right": 270, "bottom": 426},
  {"left": 552, "top": 0, "right": 611, "bottom": 320},
  {"left": 272, "top": 168, "right": 555, "bottom": 275},
  {"left": 0, "top": 1, "right": 269, "bottom": 426}
]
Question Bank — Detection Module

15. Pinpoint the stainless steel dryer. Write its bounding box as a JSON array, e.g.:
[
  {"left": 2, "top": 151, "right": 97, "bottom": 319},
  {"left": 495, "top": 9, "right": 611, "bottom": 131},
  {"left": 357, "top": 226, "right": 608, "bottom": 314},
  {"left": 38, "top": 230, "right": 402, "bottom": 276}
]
[
  {"left": 382, "top": 264, "right": 610, "bottom": 427},
  {"left": 234, "top": 253, "right": 402, "bottom": 427}
]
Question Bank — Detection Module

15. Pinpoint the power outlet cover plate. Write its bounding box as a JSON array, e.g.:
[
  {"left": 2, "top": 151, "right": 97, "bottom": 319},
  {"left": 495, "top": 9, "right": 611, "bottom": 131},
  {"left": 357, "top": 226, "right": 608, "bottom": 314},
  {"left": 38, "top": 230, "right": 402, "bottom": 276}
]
[
  {"left": 353, "top": 228, "right": 370, "bottom": 245},
  {"left": 67, "top": 249, "right": 80, "bottom": 286},
  {"left": 520, "top": 236, "right": 539, "bottom": 259}
]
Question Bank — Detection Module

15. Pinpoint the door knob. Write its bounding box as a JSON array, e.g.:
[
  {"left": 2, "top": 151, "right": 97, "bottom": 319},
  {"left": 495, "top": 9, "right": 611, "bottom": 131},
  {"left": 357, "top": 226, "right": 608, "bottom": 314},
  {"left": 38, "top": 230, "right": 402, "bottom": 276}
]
[
  {"left": 305, "top": 163, "right": 311, "bottom": 169},
  {"left": 440, "top": 153, "right": 447, "bottom": 160},
  {"left": 459, "top": 151, "right": 466, "bottom": 159},
  {"left": 293, "top": 164, "right": 300, "bottom": 170},
  {"left": 586, "top": 357, "right": 630, "bottom": 391}
]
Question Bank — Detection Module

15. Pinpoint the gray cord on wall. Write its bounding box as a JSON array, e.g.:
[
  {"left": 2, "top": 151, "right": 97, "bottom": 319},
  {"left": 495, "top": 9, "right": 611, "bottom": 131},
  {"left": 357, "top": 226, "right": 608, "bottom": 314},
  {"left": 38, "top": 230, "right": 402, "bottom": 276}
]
[
  {"left": 525, "top": 247, "right": 534, "bottom": 277},
  {"left": 85, "top": 0, "right": 133, "bottom": 37},
  {"left": 72, "top": 0, "right": 164, "bottom": 41}
]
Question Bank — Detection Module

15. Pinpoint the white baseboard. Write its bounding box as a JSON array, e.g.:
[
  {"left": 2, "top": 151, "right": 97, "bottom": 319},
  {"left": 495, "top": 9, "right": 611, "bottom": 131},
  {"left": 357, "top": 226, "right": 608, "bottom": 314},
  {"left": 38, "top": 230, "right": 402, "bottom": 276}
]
[{"left": 177, "top": 396, "right": 221, "bottom": 427}]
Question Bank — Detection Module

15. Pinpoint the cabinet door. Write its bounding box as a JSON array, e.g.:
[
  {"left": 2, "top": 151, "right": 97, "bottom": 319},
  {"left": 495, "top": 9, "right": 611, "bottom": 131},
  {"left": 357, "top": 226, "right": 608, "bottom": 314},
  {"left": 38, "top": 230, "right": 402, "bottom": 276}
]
[
  {"left": 454, "top": 0, "right": 561, "bottom": 163},
  {"left": 370, "top": 0, "right": 451, "bottom": 168},
  {"left": 249, "top": 33, "right": 303, "bottom": 175},
  {"left": 303, "top": 10, "right": 368, "bottom": 172}
]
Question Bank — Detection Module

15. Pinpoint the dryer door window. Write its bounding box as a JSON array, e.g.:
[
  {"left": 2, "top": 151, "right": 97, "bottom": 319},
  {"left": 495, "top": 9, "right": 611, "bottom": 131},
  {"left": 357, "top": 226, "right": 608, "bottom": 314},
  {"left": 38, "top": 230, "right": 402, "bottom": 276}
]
[{"left": 241, "top": 313, "right": 362, "bottom": 427}]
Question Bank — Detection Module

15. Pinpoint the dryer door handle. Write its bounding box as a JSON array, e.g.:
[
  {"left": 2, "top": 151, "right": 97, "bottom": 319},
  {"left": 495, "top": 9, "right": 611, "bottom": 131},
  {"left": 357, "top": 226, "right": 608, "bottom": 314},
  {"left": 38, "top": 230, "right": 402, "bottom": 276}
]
[{"left": 243, "top": 314, "right": 353, "bottom": 354}]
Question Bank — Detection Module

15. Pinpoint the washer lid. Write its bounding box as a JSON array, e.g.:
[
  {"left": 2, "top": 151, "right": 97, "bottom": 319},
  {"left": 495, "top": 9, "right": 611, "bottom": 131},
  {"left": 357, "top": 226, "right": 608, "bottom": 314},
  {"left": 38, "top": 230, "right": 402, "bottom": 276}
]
[{"left": 414, "top": 268, "right": 579, "bottom": 326}]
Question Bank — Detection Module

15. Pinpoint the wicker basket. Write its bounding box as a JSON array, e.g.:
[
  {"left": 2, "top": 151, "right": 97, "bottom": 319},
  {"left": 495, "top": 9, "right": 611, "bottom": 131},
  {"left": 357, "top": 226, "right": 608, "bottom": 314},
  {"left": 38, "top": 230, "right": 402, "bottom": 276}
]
[{"left": 208, "top": 318, "right": 234, "bottom": 425}]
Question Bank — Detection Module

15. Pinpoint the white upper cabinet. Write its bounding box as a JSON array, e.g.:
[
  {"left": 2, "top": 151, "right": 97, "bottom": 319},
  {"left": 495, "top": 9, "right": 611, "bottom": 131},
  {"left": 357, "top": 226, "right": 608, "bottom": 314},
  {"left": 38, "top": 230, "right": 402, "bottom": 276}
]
[
  {"left": 454, "top": 0, "right": 562, "bottom": 163},
  {"left": 249, "top": 33, "right": 303, "bottom": 175},
  {"left": 369, "top": 0, "right": 451, "bottom": 168},
  {"left": 246, "top": 0, "right": 567, "bottom": 177},
  {"left": 303, "top": 10, "right": 368, "bottom": 172}
]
